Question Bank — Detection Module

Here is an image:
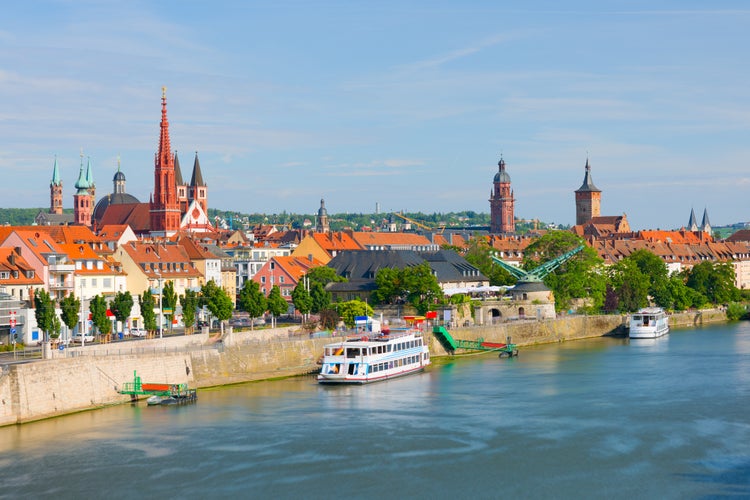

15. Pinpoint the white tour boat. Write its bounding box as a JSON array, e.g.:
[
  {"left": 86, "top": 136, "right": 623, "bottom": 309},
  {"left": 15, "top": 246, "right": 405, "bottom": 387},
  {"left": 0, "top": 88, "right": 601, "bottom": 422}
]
[
  {"left": 628, "top": 307, "right": 670, "bottom": 339},
  {"left": 317, "top": 327, "right": 431, "bottom": 384}
]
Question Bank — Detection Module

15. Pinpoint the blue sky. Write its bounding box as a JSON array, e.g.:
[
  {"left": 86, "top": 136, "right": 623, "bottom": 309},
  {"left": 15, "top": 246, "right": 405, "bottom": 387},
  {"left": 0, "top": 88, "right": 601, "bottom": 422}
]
[{"left": 1, "top": 1, "right": 748, "bottom": 230}]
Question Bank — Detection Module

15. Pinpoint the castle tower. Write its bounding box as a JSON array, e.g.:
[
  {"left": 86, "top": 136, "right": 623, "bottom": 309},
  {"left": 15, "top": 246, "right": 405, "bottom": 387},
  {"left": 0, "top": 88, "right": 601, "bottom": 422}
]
[
  {"left": 574, "top": 158, "right": 601, "bottom": 225},
  {"left": 174, "top": 152, "right": 189, "bottom": 214},
  {"left": 149, "top": 87, "right": 181, "bottom": 236},
  {"left": 316, "top": 198, "right": 330, "bottom": 233},
  {"left": 73, "top": 155, "right": 93, "bottom": 226},
  {"left": 489, "top": 157, "right": 515, "bottom": 234},
  {"left": 189, "top": 151, "right": 208, "bottom": 215},
  {"left": 49, "top": 156, "right": 63, "bottom": 215}
]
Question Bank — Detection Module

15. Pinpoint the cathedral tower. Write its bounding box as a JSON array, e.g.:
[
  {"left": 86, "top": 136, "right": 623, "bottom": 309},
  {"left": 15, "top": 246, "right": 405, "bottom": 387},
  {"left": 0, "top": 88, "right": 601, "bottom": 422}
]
[
  {"left": 189, "top": 151, "right": 208, "bottom": 215},
  {"left": 50, "top": 156, "right": 63, "bottom": 215},
  {"left": 574, "top": 158, "right": 601, "bottom": 225},
  {"left": 73, "top": 155, "right": 93, "bottom": 226},
  {"left": 149, "top": 87, "right": 182, "bottom": 236},
  {"left": 489, "top": 157, "right": 515, "bottom": 234},
  {"left": 316, "top": 198, "right": 330, "bottom": 233}
]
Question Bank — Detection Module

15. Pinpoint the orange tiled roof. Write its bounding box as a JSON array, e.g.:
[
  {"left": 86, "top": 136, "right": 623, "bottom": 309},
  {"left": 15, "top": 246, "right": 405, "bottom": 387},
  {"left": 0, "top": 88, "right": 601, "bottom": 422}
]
[
  {"left": 0, "top": 248, "right": 44, "bottom": 286},
  {"left": 311, "top": 232, "right": 363, "bottom": 252},
  {"left": 271, "top": 255, "right": 326, "bottom": 281},
  {"left": 120, "top": 241, "right": 203, "bottom": 279},
  {"left": 352, "top": 231, "right": 432, "bottom": 247}
]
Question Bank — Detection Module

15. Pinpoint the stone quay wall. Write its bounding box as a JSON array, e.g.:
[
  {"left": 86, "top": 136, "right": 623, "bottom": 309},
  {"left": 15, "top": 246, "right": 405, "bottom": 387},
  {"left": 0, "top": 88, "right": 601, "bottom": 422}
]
[{"left": 0, "top": 311, "right": 727, "bottom": 426}]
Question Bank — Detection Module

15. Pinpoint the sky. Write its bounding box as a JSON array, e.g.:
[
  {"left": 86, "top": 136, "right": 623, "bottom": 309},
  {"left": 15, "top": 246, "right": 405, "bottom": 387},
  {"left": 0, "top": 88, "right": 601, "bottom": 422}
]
[{"left": 1, "top": 1, "right": 748, "bottom": 230}]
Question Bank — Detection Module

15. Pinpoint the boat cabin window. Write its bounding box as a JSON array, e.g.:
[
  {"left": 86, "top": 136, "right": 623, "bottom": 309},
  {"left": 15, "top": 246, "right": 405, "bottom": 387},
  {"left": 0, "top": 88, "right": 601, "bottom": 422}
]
[{"left": 346, "top": 348, "right": 361, "bottom": 358}]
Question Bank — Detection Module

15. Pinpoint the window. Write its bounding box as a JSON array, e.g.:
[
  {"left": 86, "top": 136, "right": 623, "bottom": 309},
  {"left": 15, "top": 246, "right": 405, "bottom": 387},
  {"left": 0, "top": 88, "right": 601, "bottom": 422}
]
[
  {"left": 103, "top": 278, "right": 112, "bottom": 288},
  {"left": 261, "top": 276, "right": 266, "bottom": 283},
  {"left": 279, "top": 276, "right": 284, "bottom": 283},
  {"left": 92, "top": 278, "right": 97, "bottom": 287}
]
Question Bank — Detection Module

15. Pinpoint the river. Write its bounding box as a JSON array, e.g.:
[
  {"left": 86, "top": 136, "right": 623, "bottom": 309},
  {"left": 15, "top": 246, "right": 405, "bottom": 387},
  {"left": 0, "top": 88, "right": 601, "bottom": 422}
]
[{"left": 1, "top": 322, "right": 749, "bottom": 499}]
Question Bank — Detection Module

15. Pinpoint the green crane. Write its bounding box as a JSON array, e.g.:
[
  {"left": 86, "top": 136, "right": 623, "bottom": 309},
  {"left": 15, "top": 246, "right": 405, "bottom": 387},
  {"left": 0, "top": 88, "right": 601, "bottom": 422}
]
[{"left": 490, "top": 245, "right": 585, "bottom": 283}]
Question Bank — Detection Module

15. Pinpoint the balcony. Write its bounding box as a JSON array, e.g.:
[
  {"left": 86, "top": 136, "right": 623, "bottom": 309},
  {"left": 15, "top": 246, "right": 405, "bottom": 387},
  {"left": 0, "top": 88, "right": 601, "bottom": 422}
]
[{"left": 49, "top": 262, "right": 76, "bottom": 274}]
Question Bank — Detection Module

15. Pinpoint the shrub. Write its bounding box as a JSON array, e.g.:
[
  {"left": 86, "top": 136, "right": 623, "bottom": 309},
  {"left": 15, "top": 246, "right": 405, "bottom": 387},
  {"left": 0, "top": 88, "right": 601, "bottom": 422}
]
[{"left": 726, "top": 302, "right": 748, "bottom": 321}]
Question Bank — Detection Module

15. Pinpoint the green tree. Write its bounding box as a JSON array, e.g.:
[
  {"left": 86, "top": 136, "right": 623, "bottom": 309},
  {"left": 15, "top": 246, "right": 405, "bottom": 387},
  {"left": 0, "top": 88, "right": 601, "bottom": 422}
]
[
  {"left": 291, "top": 280, "right": 313, "bottom": 318},
  {"left": 402, "top": 263, "right": 443, "bottom": 314},
  {"left": 306, "top": 266, "right": 346, "bottom": 287},
  {"left": 523, "top": 232, "right": 605, "bottom": 312},
  {"left": 627, "top": 249, "right": 671, "bottom": 308},
  {"left": 180, "top": 289, "right": 199, "bottom": 333},
  {"left": 237, "top": 280, "right": 267, "bottom": 329},
  {"left": 140, "top": 290, "right": 157, "bottom": 335},
  {"left": 162, "top": 281, "right": 178, "bottom": 331},
  {"left": 686, "top": 261, "right": 738, "bottom": 304},
  {"left": 336, "top": 299, "right": 374, "bottom": 328},
  {"left": 463, "top": 237, "right": 516, "bottom": 286},
  {"left": 267, "top": 285, "right": 288, "bottom": 328},
  {"left": 372, "top": 267, "right": 404, "bottom": 304},
  {"left": 90, "top": 294, "right": 112, "bottom": 339},
  {"left": 110, "top": 291, "right": 134, "bottom": 333},
  {"left": 201, "top": 280, "right": 234, "bottom": 330},
  {"left": 310, "top": 281, "right": 331, "bottom": 314},
  {"left": 59, "top": 293, "right": 81, "bottom": 335},
  {"left": 34, "top": 289, "right": 57, "bottom": 343},
  {"left": 610, "top": 260, "right": 650, "bottom": 312}
]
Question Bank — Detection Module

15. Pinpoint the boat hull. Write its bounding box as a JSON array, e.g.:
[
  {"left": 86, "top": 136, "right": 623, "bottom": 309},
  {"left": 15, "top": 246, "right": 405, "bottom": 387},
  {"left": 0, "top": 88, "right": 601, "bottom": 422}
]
[{"left": 317, "top": 365, "right": 425, "bottom": 385}]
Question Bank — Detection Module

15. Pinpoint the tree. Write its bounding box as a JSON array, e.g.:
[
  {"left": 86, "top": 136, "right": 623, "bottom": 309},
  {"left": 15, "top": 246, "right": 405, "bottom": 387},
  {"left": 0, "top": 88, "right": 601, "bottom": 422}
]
[
  {"left": 627, "top": 249, "right": 671, "bottom": 308},
  {"left": 310, "top": 281, "right": 331, "bottom": 314},
  {"left": 686, "top": 261, "right": 738, "bottom": 304},
  {"left": 610, "top": 260, "right": 650, "bottom": 312},
  {"left": 180, "top": 289, "right": 199, "bottom": 333},
  {"left": 162, "top": 281, "right": 178, "bottom": 331},
  {"left": 306, "top": 266, "right": 346, "bottom": 287},
  {"left": 463, "top": 237, "right": 516, "bottom": 286},
  {"left": 522, "top": 232, "right": 605, "bottom": 312},
  {"left": 291, "top": 280, "right": 312, "bottom": 318},
  {"left": 237, "top": 280, "right": 267, "bottom": 330},
  {"left": 140, "top": 290, "right": 157, "bottom": 335},
  {"left": 336, "top": 300, "right": 374, "bottom": 328},
  {"left": 402, "top": 263, "right": 443, "bottom": 314},
  {"left": 90, "top": 294, "right": 112, "bottom": 339},
  {"left": 267, "top": 285, "right": 288, "bottom": 328},
  {"left": 34, "top": 289, "right": 57, "bottom": 343},
  {"left": 319, "top": 307, "right": 340, "bottom": 330},
  {"left": 372, "top": 267, "right": 403, "bottom": 304},
  {"left": 110, "top": 291, "right": 134, "bottom": 333},
  {"left": 201, "top": 280, "right": 234, "bottom": 331},
  {"left": 59, "top": 293, "right": 81, "bottom": 336}
]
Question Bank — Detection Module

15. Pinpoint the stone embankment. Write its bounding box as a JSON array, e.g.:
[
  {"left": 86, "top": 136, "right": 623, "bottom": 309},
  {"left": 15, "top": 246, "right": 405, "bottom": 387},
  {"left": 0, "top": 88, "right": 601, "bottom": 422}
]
[{"left": 0, "top": 309, "right": 728, "bottom": 426}]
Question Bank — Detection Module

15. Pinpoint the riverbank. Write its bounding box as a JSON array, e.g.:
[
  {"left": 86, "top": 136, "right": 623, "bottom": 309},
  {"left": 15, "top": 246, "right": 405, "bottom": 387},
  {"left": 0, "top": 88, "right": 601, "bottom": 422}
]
[{"left": 0, "top": 309, "right": 728, "bottom": 426}]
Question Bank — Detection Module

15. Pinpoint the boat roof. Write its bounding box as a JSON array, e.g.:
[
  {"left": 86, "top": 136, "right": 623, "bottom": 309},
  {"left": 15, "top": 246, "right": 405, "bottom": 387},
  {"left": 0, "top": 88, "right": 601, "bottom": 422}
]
[{"left": 635, "top": 307, "right": 666, "bottom": 314}]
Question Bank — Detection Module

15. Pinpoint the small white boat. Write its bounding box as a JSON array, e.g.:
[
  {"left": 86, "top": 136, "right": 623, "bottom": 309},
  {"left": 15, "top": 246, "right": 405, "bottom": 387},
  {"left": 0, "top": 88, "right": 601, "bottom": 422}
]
[
  {"left": 318, "top": 327, "right": 431, "bottom": 384},
  {"left": 629, "top": 307, "right": 669, "bottom": 339}
]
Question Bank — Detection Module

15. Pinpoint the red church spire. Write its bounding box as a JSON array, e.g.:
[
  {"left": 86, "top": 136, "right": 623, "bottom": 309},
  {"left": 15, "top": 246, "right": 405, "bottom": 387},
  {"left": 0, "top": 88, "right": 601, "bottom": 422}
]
[{"left": 150, "top": 87, "right": 181, "bottom": 235}]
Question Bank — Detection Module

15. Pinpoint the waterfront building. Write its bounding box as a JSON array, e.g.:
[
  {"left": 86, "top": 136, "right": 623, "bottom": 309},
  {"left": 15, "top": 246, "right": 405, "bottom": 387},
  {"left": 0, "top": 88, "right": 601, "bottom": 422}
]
[
  {"left": 489, "top": 157, "right": 515, "bottom": 234},
  {"left": 252, "top": 255, "right": 324, "bottom": 300}
]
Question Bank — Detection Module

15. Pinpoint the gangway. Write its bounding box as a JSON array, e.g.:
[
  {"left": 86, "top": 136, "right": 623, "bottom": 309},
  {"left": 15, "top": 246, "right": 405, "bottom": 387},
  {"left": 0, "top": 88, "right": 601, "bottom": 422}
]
[
  {"left": 433, "top": 326, "right": 518, "bottom": 358},
  {"left": 118, "top": 370, "right": 197, "bottom": 403}
]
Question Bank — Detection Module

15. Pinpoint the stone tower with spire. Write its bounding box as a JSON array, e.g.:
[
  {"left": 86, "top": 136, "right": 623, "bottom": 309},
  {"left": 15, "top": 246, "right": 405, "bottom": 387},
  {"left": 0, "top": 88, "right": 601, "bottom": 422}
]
[
  {"left": 189, "top": 152, "right": 208, "bottom": 215},
  {"left": 73, "top": 154, "right": 94, "bottom": 226},
  {"left": 149, "top": 87, "right": 182, "bottom": 236},
  {"left": 489, "top": 156, "right": 515, "bottom": 234},
  {"left": 174, "top": 152, "right": 189, "bottom": 214},
  {"left": 316, "top": 198, "right": 330, "bottom": 233},
  {"left": 700, "top": 208, "right": 711, "bottom": 235},
  {"left": 575, "top": 158, "right": 601, "bottom": 225},
  {"left": 50, "top": 156, "right": 63, "bottom": 215},
  {"left": 688, "top": 208, "right": 699, "bottom": 231}
]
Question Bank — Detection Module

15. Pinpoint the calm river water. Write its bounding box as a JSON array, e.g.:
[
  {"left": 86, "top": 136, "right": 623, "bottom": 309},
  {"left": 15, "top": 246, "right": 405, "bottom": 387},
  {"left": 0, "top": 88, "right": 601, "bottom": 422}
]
[{"left": 1, "top": 322, "right": 749, "bottom": 499}]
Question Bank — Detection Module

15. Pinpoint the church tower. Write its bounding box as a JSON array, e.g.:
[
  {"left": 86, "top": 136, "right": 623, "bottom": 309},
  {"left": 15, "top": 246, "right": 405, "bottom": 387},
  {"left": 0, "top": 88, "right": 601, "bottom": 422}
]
[
  {"left": 174, "top": 152, "right": 189, "bottom": 214},
  {"left": 316, "top": 198, "right": 330, "bottom": 233},
  {"left": 574, "top": 158, "right": 601, "bottom": 225},
  {"left": 189, "top": 151, "right": 208, "bottom": 215},
  {"left": 150, "top": 87, "right": 182, "bottom": 236},
  {"left": 73, "top": 154, "right": 93, "bottom": 226},
  {"left": 700, "top": 208, "right": 712, "bottom": 235},
  {"left": 50, "top": 156, "right": 63, "bottom": 215},
  {"left": 489, "top": 157, "right": 515, "bottom": 234}
]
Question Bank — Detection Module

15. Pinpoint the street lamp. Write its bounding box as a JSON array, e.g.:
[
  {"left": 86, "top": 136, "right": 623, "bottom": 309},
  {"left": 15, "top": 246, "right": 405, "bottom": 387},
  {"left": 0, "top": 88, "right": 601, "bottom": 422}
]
[{"left": 156, "top": 272, "right": 163, "bottom": 339}]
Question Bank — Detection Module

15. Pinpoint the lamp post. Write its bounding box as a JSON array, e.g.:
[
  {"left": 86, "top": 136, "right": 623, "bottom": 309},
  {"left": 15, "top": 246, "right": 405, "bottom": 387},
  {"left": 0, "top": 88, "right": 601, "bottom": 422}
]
[
  {"left": 80, "top": 280, "right": 85, "bottom": 348},
  {"left": 157, "top": 273, "right": 163, "bottom": 340}
]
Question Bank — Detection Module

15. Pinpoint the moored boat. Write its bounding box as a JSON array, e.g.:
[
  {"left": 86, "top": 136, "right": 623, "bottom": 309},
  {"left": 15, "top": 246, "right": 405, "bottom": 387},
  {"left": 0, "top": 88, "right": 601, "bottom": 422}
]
[
  {"left": 317, "top": 327, "right": 431, "bottom": 384},
  {"left": 629, "top": 307, "right": 669, "bottom": 339}
]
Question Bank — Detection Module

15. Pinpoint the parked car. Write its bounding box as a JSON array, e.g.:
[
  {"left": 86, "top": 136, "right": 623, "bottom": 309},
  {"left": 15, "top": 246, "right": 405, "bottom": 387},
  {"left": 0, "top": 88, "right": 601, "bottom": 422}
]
[
  {"left": 70, "top": 333, "right": 95, "bottom": 343},
  {"left": 129, "top": 328, "right": 146, "bottom": 337}
]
